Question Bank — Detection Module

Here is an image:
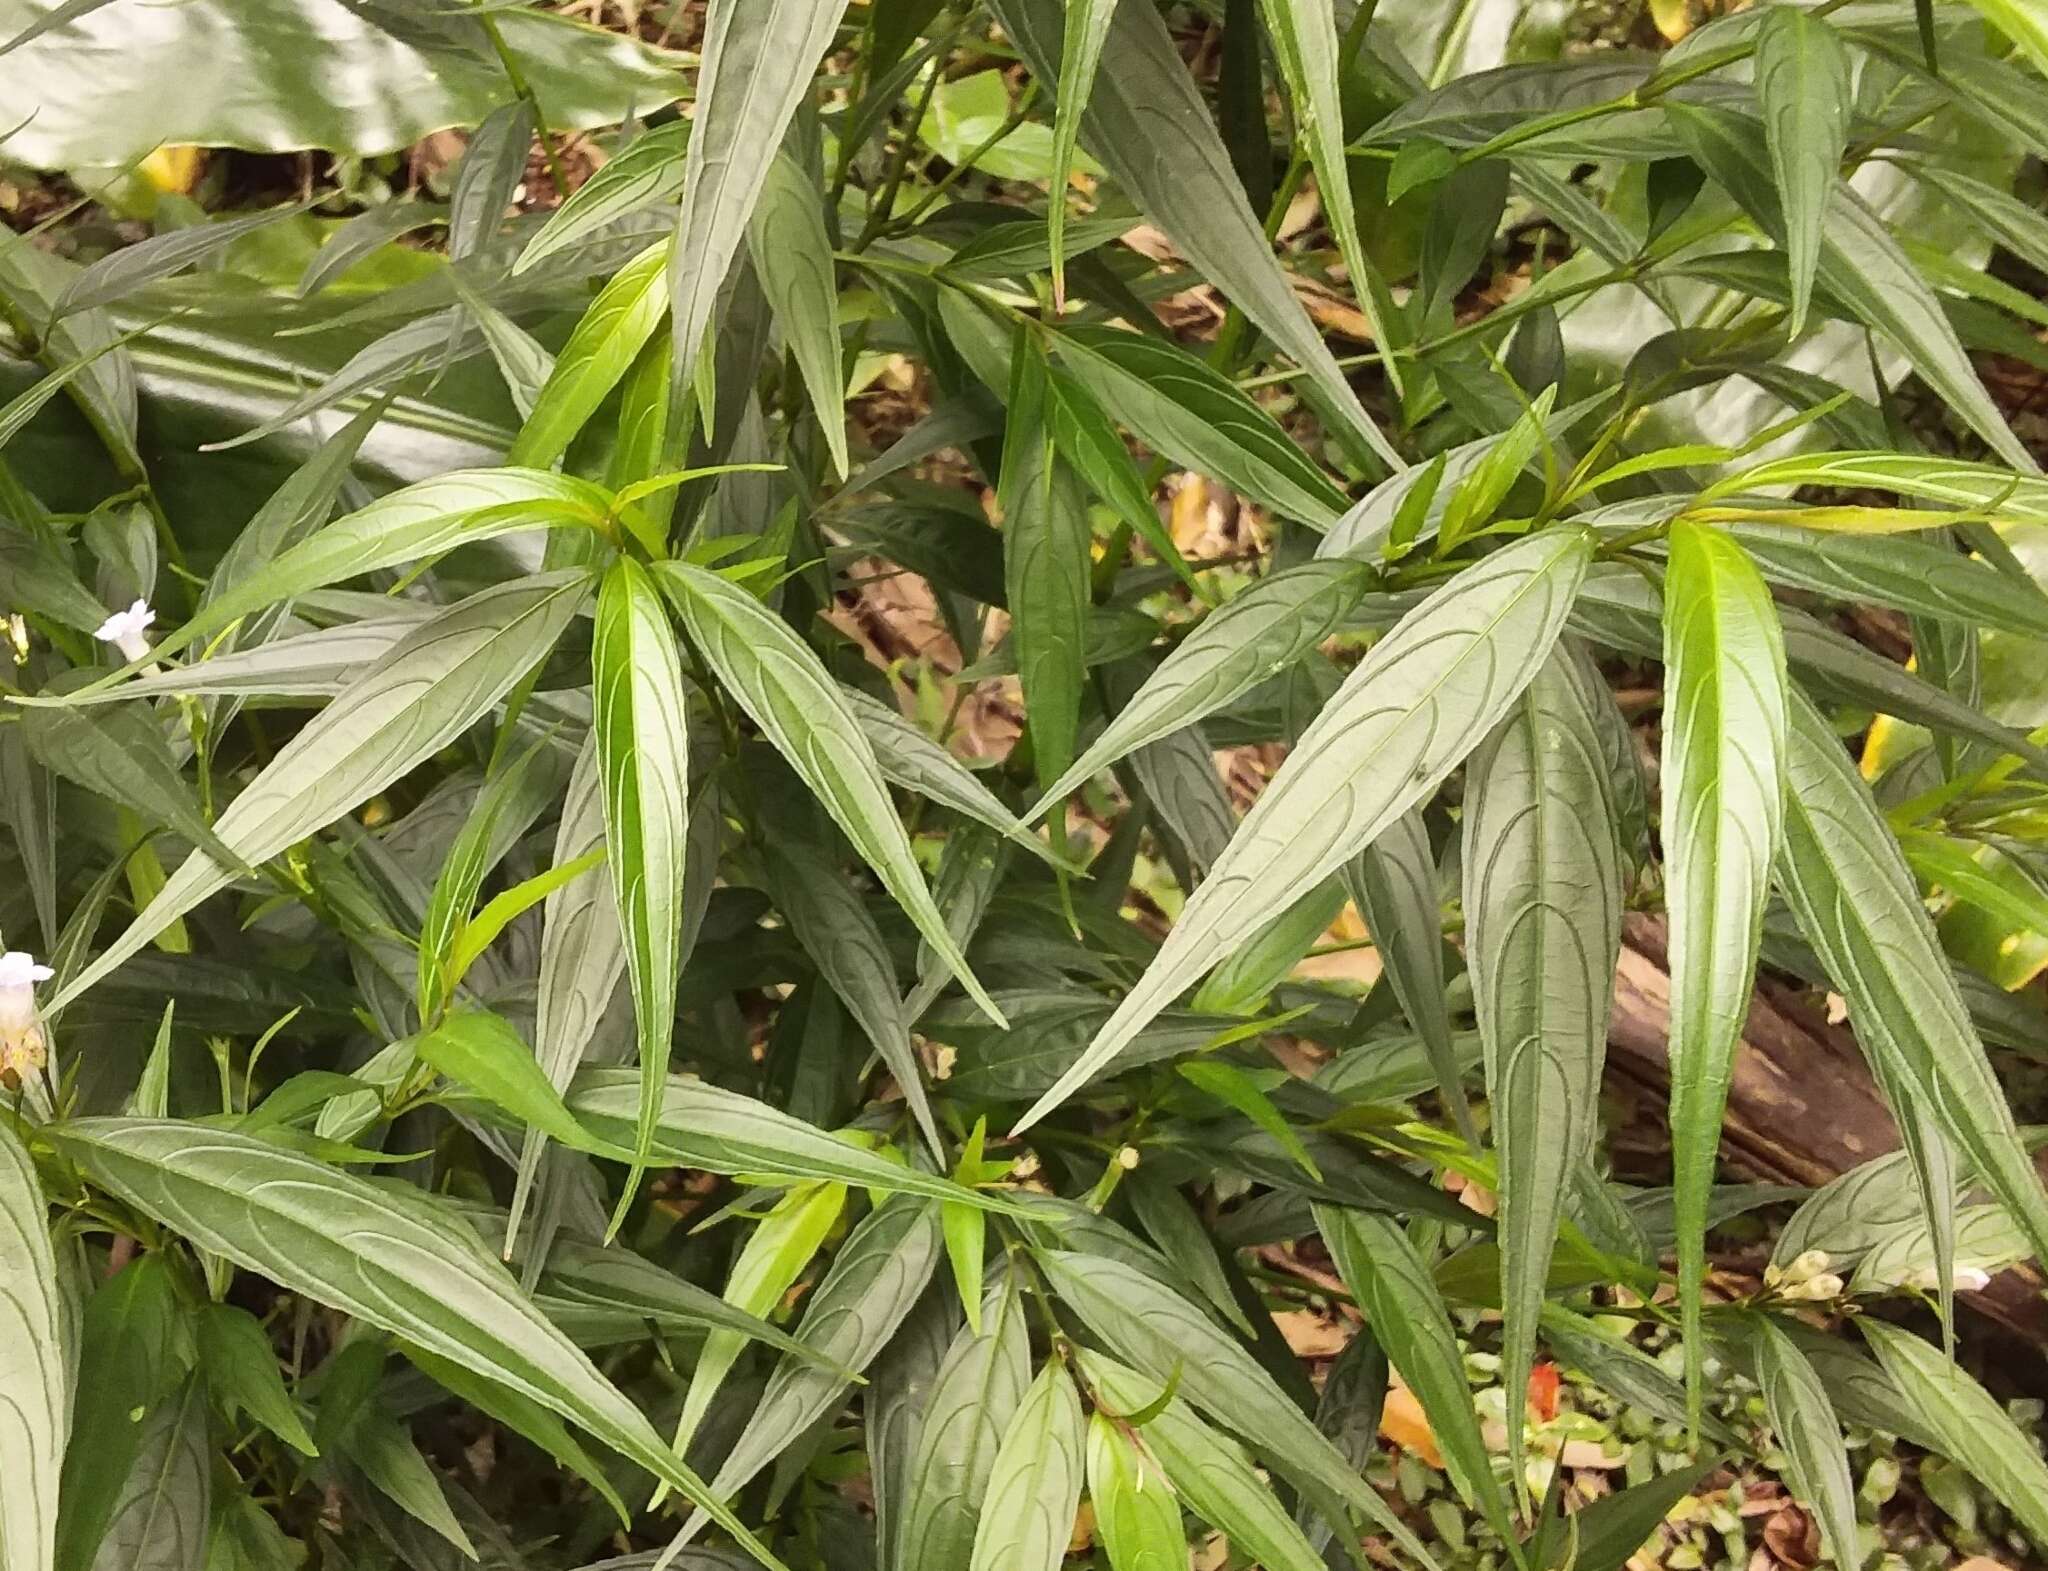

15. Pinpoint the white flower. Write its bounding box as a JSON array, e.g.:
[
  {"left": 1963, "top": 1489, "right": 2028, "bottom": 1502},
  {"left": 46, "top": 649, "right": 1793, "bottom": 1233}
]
[
  {"left": 0, "top": 950, "right": 51, "bottom": 1077},
  {"left": 94, "top": 598, "right": 157, "bottom": 662}
]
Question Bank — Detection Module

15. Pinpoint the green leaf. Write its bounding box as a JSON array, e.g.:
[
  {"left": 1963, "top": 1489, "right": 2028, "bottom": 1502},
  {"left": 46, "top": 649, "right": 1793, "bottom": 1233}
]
[
  {"left": 1316, "top": 1204, "right": 1513, "bottom": 1538},
  {"left": 974, "top": 1360, "right": 1089, "bottom": 1571},
  {"left": 669, "top": 0, "right": 850, "bottom": 372},
  {"left": 1962, "top": 0, "right": 2048, "bottom": 76},
  {"left": 1659, "top": 519, "right": 1787, "bottom": 1424},
  {"left": 986, "top": 0, "right": 1399, "bottom": 465},
  {"left": 654, "top": 560, "right": 1003, "bottom": 1025},
  {"left": 1029, "top": 561, "right": 1371, "bottom": 818},
  {"left": 415, "top": 1008, "right": 603, "bottom": 1157},
  {"left": 509, "top": 238, "right": 671, "bottom": 471},
  {"left": 1085, "top": 1410, "right": 1186, "bottom": 1571},
  {"left": 1046, "top": 0, "right": 1117, "bottom": 307},
  {"left": 1863, "top": 1319, "right": 2048, "bottom": 1548},
  {"left": 1189, "top": 878, "right": 1346, "bottom": 1016},
  {"left": 49, "top": 203, "right": 305, "bottom": 322},
  {"left": 1752, "top": 1319, "right": 1859, "bottom": 1569},
  {"left": 19, "top": 697, "right": 242, "bottom": 874},
  {"left": 747, "top": 149, "right": 847, "bottom": 478},
  {"left": 1052, "top": 325, "right": 1349, "bottom": 528},
  {"left": 564, "top": 1067, "right": 1012, "bottom": 1210},
  {"left": 901, "top": 1281, "right": 1030, "bottom": 1571},
  {"left": 447, "top": 100, "right": 533, "bottom": 261},
  {"left": 1341, "top": 811, "right": 1475, "bottom": 1142},
  {"left": 1042, "top": 1250, "right": 1442, "bottom": 1570},
  {"left": 1041, "top": 365, "right": 1204, "bottom": 597},
  {"left": 88, "top": 1380, "right": 209, "bottom": 1571},
  {"left": 1754, "top": 7, "right": 1850, "bottom": 338},
  {"left": 196, "top": 1303, "right": 317, "bottom": 1457},
  {"left": 1724, "top": 521, "right": 2048, "bottom": 641},
  {"left": 55, "top": 1255, "right": 177, "bottom": 1571},
  {"left": 50, "top": 1119, "right": 786, "bottom": 1571},
  {"left": 1014, "top": 528, "right": 1592, "bottom": 1135},
  {"left": 338, "top": 1402, "right": 473, "bottom": 1557},
  {"left": 1669, "top": 105, "right": 2035, "bottom": 472},
  {"left": 1124, "top": 1176, "right": 1256, "bottom": 1337},
  {"left": 669, "top": 1181, "right": 846, "bottom": 1464},
  {"left": 0, "top": 1117, "right": 63, "bottom": 1571},
  {"left": 518, "top": 121, "right": 691, "bottom": 275},
  {"left": 1178, "top": 1059, "right": 1321, "bottom": 1179},
  {"left": 50, "top": 573, "right": 592, "bottom": 1011},
  {"left": 1566, "top": 1458, "right": 1723, "bottom": 1571},
  {"left": 1713, "top": 449, "right": 2048, "bottom": 520},
  {"left": 673, "top": 1199, "right": 943, "bottom": 1547},
  {"left": 591, "top": 555, "right": 693, "bottom": 1228},
  {"left": 867, "top": 1293, "right": 958, "bottom": 1571},
  {"left": 759, "top": 828, "right": 942, "bottom": 1157},
  {"left": 1077, "top": 1349, "right": 1334, "bottom": 1571},
  {"left": 1463, "top": 645, "right": 1623, "bottom": 1486},
  {"left": 1777, "top": 689, "right": 2048, "bottom": 1318},
  {"left": 1000, "top": 334, "right": 1093, "bottom": 795},
  {"left": 298, "top": 199, "right": 445, "bottom": 297}
]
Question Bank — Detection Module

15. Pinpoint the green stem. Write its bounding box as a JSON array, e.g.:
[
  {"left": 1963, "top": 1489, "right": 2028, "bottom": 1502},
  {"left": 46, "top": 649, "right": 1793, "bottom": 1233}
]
[{"left": 477, "top": 12, "right": 570, "bottom": 200}]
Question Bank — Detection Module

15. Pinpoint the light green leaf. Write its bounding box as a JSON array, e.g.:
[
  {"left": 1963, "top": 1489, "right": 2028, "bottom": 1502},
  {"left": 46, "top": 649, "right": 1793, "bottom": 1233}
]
[
  {"left": 1341, "top": 811, "right": 1475, "bottom": 1142},
  {"left": 564, "top": 1067, "right": 1012, "bottom": 1210},
  {"left": 1042, "top": 1250, "right": 1442, "bottom": 1569},
  {"left": 1085, "top": 1410, "right": 1186, "bottom": 1571},
  {"left": 1753, "top": 1319, "right": 1859, "bottom": 1569},
  {"left": 1660, "top": 519, "right": 1787, "bottom": 1423},
  {"left": 1463, "top": 645, "right": 1623, "bottom": 1484},
  {"left": 986, "top": 0, "right": 1399, "bottom": 465},
  {"left": 509, "top": 238, "right": 671, "bottom": 471},
  {"left": 49, "top": 573, "right": 592, "bottom": 1011},
  {"left": 1755, "top": 7, "right": 1850, "bottom": 338},
  {"left": 1077, "top": 1349, "right": 1334, "bottom": 1571},
  {"left": 1000, "top": 334, "right": 1092, "bottom": 795},
  {"left": 974, "top": 1360, "right": 1089, "bottom": 1571},
  {"left": 517, "top": 121, "right": 691, "bottom": 275},
  {"left": 1316, "top": 1205, "right": 1511, "bottom": 1537},
  {"left": 901, "top": 1280, "right": 1030, "bottom": 1571},
  {"left": 669, "top": 1182, "right": 845, "bottom": 1466},
  {"left": 1862, "top": 1319, "right": 2048, "bottom": 1548},
  {"left": 1029, "top": 560, "right": 1371, "bottom": 819},
  {"left": 0, "top": 1117, "right": 63, "bottom": 1571},
  {"left": 50, "top": 1119, "right": 787, "bottom": 1571},
  {"left": 747, "top": 149, "right": 847, "bottom": 478},
  {"left": 414, "top": 1009, "right": 602, "bottom": 1157},
  {"left": 1713, "top": 449, "right": 2048, "bottom": 520},
  {"left": 1051, "top": 325, "right": 1349, "bottom": 528},
  {"left": 1041, "top": 365, "right": 1204, "bottom": 597},
  {"left": 1178, "top": 1059, "right": 1321, "bottom": 1179},
  {"left": 1013, "top": 528, "right": 1592, "bottom": 1135},
  {"left": 1777, "top": 690, "right": 2048, "bottom": 1319},
  {"left": 669, "top": 0, "right": 851, "bottom": 372},
  {"left": 298, "top": 199, "right": 444, "bottom": 297},
  {"left": 654, "top": 560, "right": 1003, "bottom": 1025},
  {"left": 1962, "top": 0, "right": 2048, "bottom": 77},
  {"left": 1189, "top": 878, "right": 1346, "bottom": 1017},
  {"left": 591, "top": 556, "right": 692, "bottom": 1228}
]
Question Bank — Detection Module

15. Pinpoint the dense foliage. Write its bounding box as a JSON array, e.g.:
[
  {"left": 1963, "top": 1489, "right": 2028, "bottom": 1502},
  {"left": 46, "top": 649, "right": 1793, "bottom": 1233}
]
[{"left": 6, "top": 1, "right": 2048, "bottom": 1569}]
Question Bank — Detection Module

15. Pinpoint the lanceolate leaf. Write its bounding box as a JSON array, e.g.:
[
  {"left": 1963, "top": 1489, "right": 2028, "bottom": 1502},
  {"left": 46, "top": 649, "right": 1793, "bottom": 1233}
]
[
  {"left": 50, "top": 1120, "right": 787, "bottom": 1571},
  {"left": 1754, "top": 6, "right": 1850, "bottom": 337},
  {"left": 509, "top": 734, "right": 627, "bottom": 1252},
  {"left": 1047, "top": 0, "right": 1118, "bottom": 307},
  {"left": 1659, "top": 519, "right": 1787, "bottom": 1424},
  {"left": 971, "top": 1362, "right": 1085, "bottom": 1571},
  {"left": 1040, "top": 1250, "right": 1442, "bottom": 1569},
  {"left": 985, "top": 0, "right": 1400, "bottom": 466},
  {"left": 999, "top": 335, "right": 1091, "bottom": 796},
  {"left": 517, "top": 121, "right": 691, "bottom": 275},
  {"left": 1341, "top": 810, "right": 1475, "bottom": 1143},
  {"left": 654, "top": 560, "right": 1003, "bottom": 1024},
  {"left": 1863, "top": 1319, "right": 2048, "bottom": 1548},
  {"left": 88, "top": 1379, "right": 208, "bottom": 1571},
  {"left": 1776, "top": 690, "right": 2048, "bottom": 1309},
  {"left": 591, "top": 556, "right": 693, "bottom": 1227},
  {"left": 50, "top": 574, "right": 593, "bottom": 1011},
  {"left": 0, "top": 1118, "right": 64, "bottom": 1571},
  {"left": 1752, "top": 1319, "right": 1860, "bottom": 1569},
  {"left": 901, "top": 1281, "right": 1030, "bottom": 1571},
  {"left": 1462, "top": 644, "right": 1622, "bottom": 1488},
  {"left": 1315, "top": 1205, "right": 1511, "bottom": 1539},
  {"left": 1028, "top": 560, "right": 1373, "bottom": 818},
  {"left": 1085, "top": 1410, "right": 1185, "bottom": 1571},
  {"left": 669, "top": 0, "right": 852, "bottom": 372},
  {"left": 747, "top": 149, "right": 848, "bottom": 477},
  {"left": 1013, "top": 528, "right": 1593, "bottom": 1135},
  {"left": 509, "top": 238, "right": 672, "bottom": 471},
  {"left": 20, "top": 700, "right": 240, "bottom": 873},
  {"left": 1725, "top": 522, "right": 2048, "bottom": 641}
]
